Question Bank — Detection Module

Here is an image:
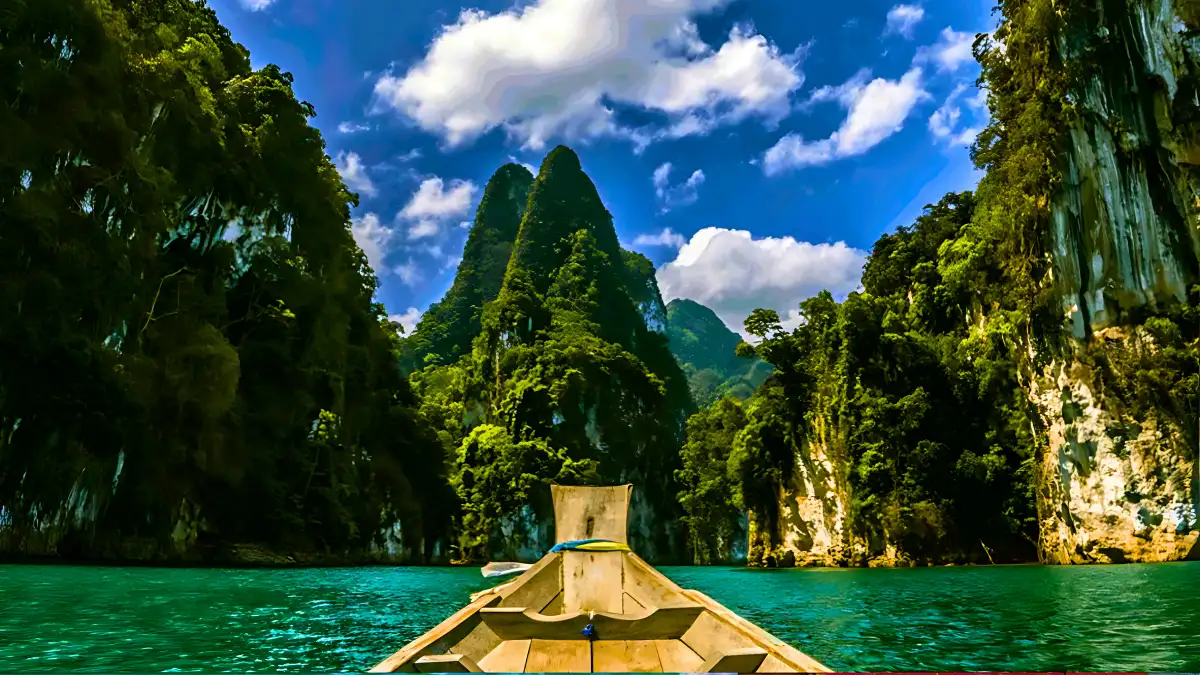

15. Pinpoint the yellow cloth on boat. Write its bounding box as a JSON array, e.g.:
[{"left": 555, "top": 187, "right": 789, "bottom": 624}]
[{"left": 569, "top": 540, "right": 630, "bottom": 552}]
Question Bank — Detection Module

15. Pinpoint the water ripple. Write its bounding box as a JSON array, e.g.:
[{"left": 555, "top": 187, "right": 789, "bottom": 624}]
[{"left": 0, "top": 562, "right": 1196, "bottom": 672}]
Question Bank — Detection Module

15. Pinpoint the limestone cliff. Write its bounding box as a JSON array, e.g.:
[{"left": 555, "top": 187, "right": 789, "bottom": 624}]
[
  {"left": 1031, "top": 0, "right": 1200, "bottom": 563},
  {"left": 772, "top": 416, "right": 853, "bottom": 567},
  {"left": 737, "top": 1, "right": 1198, "bottom": 569}
]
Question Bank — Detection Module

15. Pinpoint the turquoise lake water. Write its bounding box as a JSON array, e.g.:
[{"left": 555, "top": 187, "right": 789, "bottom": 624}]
[{"left": 0, "top": 562, "right": 1197, "bottom": 672}]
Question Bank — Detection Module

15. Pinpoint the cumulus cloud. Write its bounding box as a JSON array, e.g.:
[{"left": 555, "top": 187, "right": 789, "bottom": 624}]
[
  {"left": 885, "top": 4, "right": 925, "bottom": 38},
  {"left": 397, "top": 148, "right": 423, "bottom": 162},
  {"left": 389, "top": 307, "right": 422, "bottom": 335},
  {"left": 656, "top": 228, "right": 867, "bottom": 337},
  {"left": 351, "top": 212, "right": 394, "bottom": 275},
  {"left": 762, "top": 68, "right": 928, "bottom": 174},
  {"left": 372, "top": 0, "right": 805, "bottom": 151},
  {"left": 651, "top": 162, "right": 705, "bottom": 212},
  {"left": 238, "top": 0, "right": 275, "bottom": 11},
  {"left": 915, "top": 27, "right": 976, "bottom": 73},
  {"left": 337, "top": 121, "right": 371, "bottom": 134},
  {"left": 398, "top": 177, "right": 479, "bottom": 239},
  {"left": 395, "top": 259, "right": 421, "bottom": 286},
  {"left": 928, "top": 83, "right": 984, "bottom": 146},
  {"left": 633, "top": 227, "right": 687, "bottom": 249},
  {"left": 335, "top": 151, "right": 377, "bottom": 198}
]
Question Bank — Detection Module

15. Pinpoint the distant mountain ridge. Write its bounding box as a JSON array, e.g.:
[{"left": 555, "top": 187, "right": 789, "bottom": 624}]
[{"left": 665, "top": 298, "right": 772, "bottom": 404}]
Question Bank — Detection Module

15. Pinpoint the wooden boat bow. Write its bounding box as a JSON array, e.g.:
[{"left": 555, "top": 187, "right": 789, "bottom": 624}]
[{"left": 371, "top": 484, "right": 830, "bottom": 673}]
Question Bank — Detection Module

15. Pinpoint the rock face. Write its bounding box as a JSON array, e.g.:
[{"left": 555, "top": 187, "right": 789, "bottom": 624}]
[
  {"left": 765, "top": 409, "right": 853, "bottom": 567},
  {"left": 1031, "top": 351, "right": 1197, "bottom": 563},
  {"left": 1032, "top": 0, "right": 1200, "bottom": 563},
  {"left": 1051, "top": 0, "right": 1200, "bottom": 336}
]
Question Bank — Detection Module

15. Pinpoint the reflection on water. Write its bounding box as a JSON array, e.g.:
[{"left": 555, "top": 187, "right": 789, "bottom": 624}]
[{"left": 0, "top": 562, "right": 1197, "bottom": 672}]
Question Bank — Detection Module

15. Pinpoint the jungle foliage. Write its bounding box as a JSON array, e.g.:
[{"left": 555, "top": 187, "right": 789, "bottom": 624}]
[
  {"left": 404, "top": 147, "right": 694, "bottom": 563},
  {"left": 7, "top": 0, "right": 1195, "bottom": 569},
  {"left": 675, "top": 0, "right": 1199, "bottom": 566},
  {"left": 0, "top": 0, "right": 450, "bottom": 560}
]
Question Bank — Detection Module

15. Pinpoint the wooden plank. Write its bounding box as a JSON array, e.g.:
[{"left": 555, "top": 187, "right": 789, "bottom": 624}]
[
  {"left": 471, "top": 581, "right": 515, "bottom": 603},
  {"left": 699, "top": 647, "right": 768, "bottom": 673},
  {"left": 562, "top": 551, "right": 623, "bottom": 613},
  {"left": 477, "top": 639, "right": 531, "bottom": 672},
  {"left": 371, "top": 594, "right": 500, "bottom": 672},
  {"left": 542, "top": 590, "right": 564, "bottom": 615},
  {"left": 622, "top": 554, "right": 692, "bottom": 607},
  {"left": 479, "top": 605, "right": 703, "bottom": 640},
  {"left": 592, "top": 640, "right": 662, "bottom": 672},
  {"left": 681, "top": 590, "right": 829, "bottom": 673},
  {"left": 414, "top": 654, "right": 482, "bottom": 673},
  {"left": 681, "top": 612, "right": 756, "bottom": 661},
  {"left": 449, "top": 622, "right": 503, "bottom": 664},
  {"left": 551, "top": 484, "right": 632, "bottom": 544},
  {"left": 622, "top": 591, "right": 645, "bottom": 613},
  {"left": 525, "top": 639, "right": 591, "bottom": 672},
  {"left": 499, "top": 554, "right": 562, "bottom": 611},
  {"left": 655, "top": 640, "right": 704, "bottom": 673}
]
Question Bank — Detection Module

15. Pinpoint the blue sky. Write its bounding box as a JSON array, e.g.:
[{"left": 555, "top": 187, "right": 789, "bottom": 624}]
[{"left": 208, "top": 0, "right": 997, "bottom": 334}]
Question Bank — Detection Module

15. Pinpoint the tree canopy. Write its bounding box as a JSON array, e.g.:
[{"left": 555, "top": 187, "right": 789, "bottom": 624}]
[{"left": 1, "top": 0, "right": 449, "bottom": 561}]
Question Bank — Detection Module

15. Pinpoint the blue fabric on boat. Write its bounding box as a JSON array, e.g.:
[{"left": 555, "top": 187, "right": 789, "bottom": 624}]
[{"left": 549, "top": 538, "right": 614, "bottom": 553}]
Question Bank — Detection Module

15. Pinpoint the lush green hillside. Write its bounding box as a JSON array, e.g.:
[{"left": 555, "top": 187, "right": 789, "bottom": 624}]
[
  {"left": 410, "top": 147, "right": 694, "bottom": 563},
  {"left": 402, "top": 164, "right": 534, "bottom": 370},
  {"left": 0, "top": 0, "right": 448, "bottom": 562},
  {"left": 665, "top": 298, "right": 772, "bottom": 405}
]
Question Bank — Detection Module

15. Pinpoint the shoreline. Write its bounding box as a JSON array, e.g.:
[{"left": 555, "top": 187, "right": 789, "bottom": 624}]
[{"left": 2, "top": 553, "right": 1194, "bottom": 570}]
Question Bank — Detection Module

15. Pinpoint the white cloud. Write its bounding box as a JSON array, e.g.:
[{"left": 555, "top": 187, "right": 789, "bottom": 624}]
[
  {"left": 928, "top": 83, "right": 982, "bottom": 146},
  {"left": 915, "top": 27, "right": 976, "bottom": 73},
  {"left": 238, "top": 0, "right": 275, "bottom": 11},
  {"left": 407, "top": 220, "right": 441, "bottom": 239},
  {"left": 372, "top": 0, "right": 805, "bottom": 151},
  {"left": 633, "top": 227, "right": 687, "bottom": 249},
  {"left": 651, "top": 162, "right": 705, "bottom": 212},
  {"left": 337, "top": 121, "right": 371, "bottom": 134},
  {"left": 389, "top": 307, "right": 422, "bottom": 335},
  {"left": 967, "top": 86, "right": 988, "bottom": 112},
  {"left": 397, "top": 148, "right": 423, "bottom": 162},
  {"left": 351, "top": 212, "right": 394, "bottom": 275},
  {"left": 398, "top": 177, "right": 479, "bottom": 239},
  {"left": 657, "top": 228, "right": 867, "bottom": 337},
  {"left": 885, "top": 4, "right": 925, "bottom": 38},
  {"left": 509, "top": 155, "right": 539, "bottom": 175},
  {"left": 335, "top": 151, "right": 377, "bottom": 198},
  {"left": 395, "top": 259, "right": 421, "bottom": 286},
  {"left": 762, "top": 68, "right": 928, "bottom": 174},
  {"left": 652, "top": 163, "right": 673, "bottom": 191}
]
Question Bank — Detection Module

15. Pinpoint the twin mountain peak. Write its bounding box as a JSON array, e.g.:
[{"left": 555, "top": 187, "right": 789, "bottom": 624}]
[{"left": 399, "top": 145, "right": 766, "bottom": 405}]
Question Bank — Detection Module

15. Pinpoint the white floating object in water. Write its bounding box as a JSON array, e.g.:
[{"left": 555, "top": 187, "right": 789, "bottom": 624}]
[{"left": 481, "top": 561, "right": 533, "bottom": 578}]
